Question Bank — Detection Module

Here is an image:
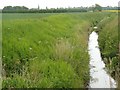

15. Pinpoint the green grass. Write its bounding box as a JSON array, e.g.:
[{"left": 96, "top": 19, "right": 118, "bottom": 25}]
[
  {"left": 2, "top": 12, "right": 114, "bottom": 88},
  {"left": 98, "top": 13, "right": 120, "bottom": 88},
  {"left": 0, "top": 13, "right": 2, "bottom": 89}
]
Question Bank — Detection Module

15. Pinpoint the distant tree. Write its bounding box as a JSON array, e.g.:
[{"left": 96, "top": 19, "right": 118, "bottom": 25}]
[
  {"left": 2, "top": 5, "right": 88, "bottom": 13},
  {"left": 3, "top": 6, "right": 28, "bottom": 13},
  {"left": 3, "top": 6, "right": 13, "bottom": 10},
  {"left": 94, "top": 4, "right": 102, "bottom": 11}
]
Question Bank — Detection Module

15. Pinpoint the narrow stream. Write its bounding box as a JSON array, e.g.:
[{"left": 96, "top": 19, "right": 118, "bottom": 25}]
[{"left": 88, "top": 31, "right": 117, "bottom": 88}]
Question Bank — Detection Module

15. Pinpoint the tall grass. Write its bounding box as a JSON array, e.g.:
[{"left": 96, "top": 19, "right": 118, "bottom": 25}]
[
  {"left": 98, "top": 13, "right": 120, "bottom": 88},
  {"left": 0, "top": 13, "right": 2, "bottom": 89},
  {"left": 2, "top": 12, "right": 111, "bottom": 88}
]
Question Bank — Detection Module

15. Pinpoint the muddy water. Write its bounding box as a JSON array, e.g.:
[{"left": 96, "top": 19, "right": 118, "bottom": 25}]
[{"left": 88, "top": 31, "right": 117, "bottom": 88}]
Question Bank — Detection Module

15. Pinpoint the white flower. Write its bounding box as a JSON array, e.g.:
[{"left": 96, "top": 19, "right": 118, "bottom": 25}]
[
  {"left": 93, "top": 26, "right": 98, "bottom": 29},
  {"left": 29, "top": 47, "right": 32, "bottom": 50},
  {"left": 8, "top": 28, "right": 10, "bottom": 30},
  {"left": 18, "top": 38, "right": 21, "bottom": 40},
  {"left": 61, "top": 37, "right": 63, "bottom": 40}
]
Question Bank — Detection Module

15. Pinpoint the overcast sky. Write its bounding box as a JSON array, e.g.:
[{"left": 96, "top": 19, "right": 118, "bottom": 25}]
[{"left": 0, "top": 0, "right": 119, "bottom": 9}]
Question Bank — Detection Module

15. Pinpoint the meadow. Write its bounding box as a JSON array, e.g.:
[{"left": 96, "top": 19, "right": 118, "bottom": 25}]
[{"left": 2, "top": 12, "right": 118, "bottom": 88}]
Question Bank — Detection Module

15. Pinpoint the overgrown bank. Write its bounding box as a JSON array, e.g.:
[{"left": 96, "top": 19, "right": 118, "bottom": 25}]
[
  {"left": 98, "top": 13, "right": 120, "bottom": 88},
  {"left": 2, "top": 12, "right": 111, "bottom": 88}
]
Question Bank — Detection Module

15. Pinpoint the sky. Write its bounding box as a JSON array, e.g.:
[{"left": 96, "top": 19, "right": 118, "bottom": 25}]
[{"left": 0, "top": 0, "right": 120, "bottom": 9}]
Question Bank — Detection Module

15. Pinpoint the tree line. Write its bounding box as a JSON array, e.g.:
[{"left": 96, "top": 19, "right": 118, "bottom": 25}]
[
  {"left": 1, "top": 4, "right": 118, "bottom": 13},
  {"left": 2, "top": 6, "right": 88, "bottom": 13}
]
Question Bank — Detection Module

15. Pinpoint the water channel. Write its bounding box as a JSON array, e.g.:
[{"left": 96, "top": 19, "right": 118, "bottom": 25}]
[{"left": 88, "top": 31, "right": 117, "bottom": 88}]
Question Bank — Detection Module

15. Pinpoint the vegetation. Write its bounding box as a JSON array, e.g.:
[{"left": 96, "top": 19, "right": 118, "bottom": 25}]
[
  {"left": 3, "top": 6, "right": 28, "bottom": 11},
  {"left": 0, "top": 13, "right": 2, "bottom": 89},
  {"left": 2, "top": 12, "right": 112, "bottom": 88},
  {"left": 93, "top": 4, "right": 102, "bottom": 12},
  {"left": 2, "top": 5, "right": 118, "bottom": 13},
  {"left": 2, "top": 6, "right": 88, "bottom": 13},
  {"left": 98, "top": 13, "right": 120, "bottom": 87}
]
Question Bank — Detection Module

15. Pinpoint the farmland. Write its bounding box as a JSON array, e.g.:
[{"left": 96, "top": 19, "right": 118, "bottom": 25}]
[{"left": 2, "top": 12, "right": 119, "bottom": 88}]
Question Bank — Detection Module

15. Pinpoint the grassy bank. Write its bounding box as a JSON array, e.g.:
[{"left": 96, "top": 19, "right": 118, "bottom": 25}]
[
  {"left": 2, "top": 12, "right": 110, "bottom": 88},
  {"left": 98, "top": 13, "right": 120, "bottom": 87},
  {"left": 0, "top": 13, "right": 2, "bottom": 89}
]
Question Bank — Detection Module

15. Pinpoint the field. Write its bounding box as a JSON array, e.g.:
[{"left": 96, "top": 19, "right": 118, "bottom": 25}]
[
  {"left": 2, "top": 12, "right": 119, "bottom": 88},
  {"left": 102, "top": 10, "right": 120, "bottom": 13}
]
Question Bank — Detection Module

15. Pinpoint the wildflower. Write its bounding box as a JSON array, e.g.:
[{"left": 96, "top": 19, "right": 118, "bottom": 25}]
[
  {"left": 93, "top": 26, "right": 98, "bottom": 29},
  {"left": 3, "top": 56, "right": 5, "bottom": 58},
  {"left": 29, "top": 47, "right": 32, "bottom": 50},
  {"left": 38, "top": 41, "right": 41, "bottom": 44},
  {"left": 61, "top": 37, "right": 63, "bottom": 40},
  {"left": 18, "top": 38, "right": 21, "bottom": 40},
  {"left": 8, "top": 27, "right": 10, "bottom": 30}
]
